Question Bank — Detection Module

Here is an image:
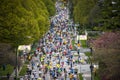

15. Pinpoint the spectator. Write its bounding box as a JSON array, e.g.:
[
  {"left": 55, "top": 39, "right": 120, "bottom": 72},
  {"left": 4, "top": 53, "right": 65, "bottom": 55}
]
[{"left": 7, "top": 72, "right": 10, "bottom": 79}]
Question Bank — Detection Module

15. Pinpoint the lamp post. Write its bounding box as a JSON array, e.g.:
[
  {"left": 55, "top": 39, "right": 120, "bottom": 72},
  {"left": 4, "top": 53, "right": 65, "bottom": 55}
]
[
  {"left": 90, "top": 47, "right": 94, "bottom": 80},
  {"left": 14, "top": 46, "right": 18, "bottom": 80}
]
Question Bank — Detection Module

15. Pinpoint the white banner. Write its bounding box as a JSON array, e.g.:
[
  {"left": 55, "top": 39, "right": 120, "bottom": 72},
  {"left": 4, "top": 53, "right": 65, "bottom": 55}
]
[
  {"left": 18, "top": 45, "right": 31, "bottom": 52},
  {"left": 77, "top": 35, "right": 87, "bottom": 40}
]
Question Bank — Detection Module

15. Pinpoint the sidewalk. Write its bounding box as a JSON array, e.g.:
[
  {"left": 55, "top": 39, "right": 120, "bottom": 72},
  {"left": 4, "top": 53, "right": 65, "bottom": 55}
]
[{"left": 82, "top": 71, "right": 91, "bottom": 80}]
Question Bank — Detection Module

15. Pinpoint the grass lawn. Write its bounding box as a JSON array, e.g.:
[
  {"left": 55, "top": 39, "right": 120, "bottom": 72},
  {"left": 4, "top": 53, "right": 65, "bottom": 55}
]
[
  {"left": 78, "top": 73, "right": 83, "bottom": 80},
  {"left": 94, "top": 75, "right": 100, "bottom": 80},
  {"left": 0, "top": 77, "right": 8, "bottom": 80},
  {"left": 19, "top": 64, "right": 28, "bottom": 76},
  {"left": 72, "top": 40, "right": 76, "bottom": 50},
  {"left": 85, "top": 52, "right": 92, "bottom": 64},
  {"left": 94, "top": 72, "right": 100, "bottom": 80},
  {"left": 80, "top": 40, "right": 87, "bottom": 48},
  {"left": 0, "top": 64, "right": 14, "bottom": 76},
  {"left": 85, "top": 52, "right": 91, "bottom": 57}
]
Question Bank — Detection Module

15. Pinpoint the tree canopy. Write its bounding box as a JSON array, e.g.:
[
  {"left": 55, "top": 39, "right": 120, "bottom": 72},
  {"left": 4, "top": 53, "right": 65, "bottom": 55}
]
[
  {"left": 91, "top": 32, "right": 120, "bottom": 80},
  {"left": 41, "top": 0, "right": 55, "bottom": 16},
  {"left": 70, "top": 0, "right": 120, "bottom": 31},
  {"left": 0, "top": 0, "right": 55, "bottom": 47}
]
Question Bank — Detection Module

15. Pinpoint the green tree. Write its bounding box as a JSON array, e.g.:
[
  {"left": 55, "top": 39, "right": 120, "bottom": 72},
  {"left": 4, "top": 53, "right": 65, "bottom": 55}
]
[
  {"left": 21, "top": 0, "right": 50, "bottom": 38},
  {"left": 98, "top": 0, "right": 120, "bottom": 31},
  {"left": 72, "top": 0, "right": 96, "bottom": 25},
  {"left": 0, "top": 0, "right": 52, "bottom": 66},
  {"left": 71, "top": 0, "right": 120, "bottom": 31},
  {"left": 0, "top": 0, "right": 40, "bottom": 47},
  {"left": 0, "top": 0, "right": 51, "bottom": 47},
  {"left": 41, "top": 0, "right": 55, "bottom": 16}
]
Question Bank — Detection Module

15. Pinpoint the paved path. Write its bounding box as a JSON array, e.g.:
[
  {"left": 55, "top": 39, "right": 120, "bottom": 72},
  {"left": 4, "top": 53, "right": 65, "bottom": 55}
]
[{"left": 13, "top": 1, "right": 94, "bottom": 80}]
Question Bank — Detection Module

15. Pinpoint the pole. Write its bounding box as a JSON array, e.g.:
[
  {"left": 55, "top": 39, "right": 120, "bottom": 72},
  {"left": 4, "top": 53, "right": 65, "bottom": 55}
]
[
  {"left": 15, "top": 47, "right": 18, "bottom": 80},
  {"left": 90, "top": 47, "right": 94, "bottom": 80},
  {"left": 91, "top": 47, "right": 92, "bottom": 80},
  {"left": 90, "top": 64, "right": 93, "bottom": 80}
]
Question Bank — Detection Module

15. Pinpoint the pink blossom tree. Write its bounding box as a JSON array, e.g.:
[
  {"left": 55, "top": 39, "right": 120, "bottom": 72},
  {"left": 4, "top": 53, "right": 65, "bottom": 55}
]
[{"left": 91, "top": 32, "right": 120, "bottom": 80}]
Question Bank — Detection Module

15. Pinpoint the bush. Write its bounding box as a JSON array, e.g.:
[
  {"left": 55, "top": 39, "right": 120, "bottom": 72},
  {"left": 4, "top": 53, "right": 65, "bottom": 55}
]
[
  {"left": 0, "top": 64, "right": 14, "bottom": 76},
  {"left": 81, "top": 40, "right": 87, "bottom": 48}
]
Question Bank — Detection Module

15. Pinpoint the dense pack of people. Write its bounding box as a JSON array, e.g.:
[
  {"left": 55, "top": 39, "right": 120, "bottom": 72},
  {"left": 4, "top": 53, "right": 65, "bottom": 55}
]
[{"left": 20, "top": 1, "right": 80, "bottom": 80}]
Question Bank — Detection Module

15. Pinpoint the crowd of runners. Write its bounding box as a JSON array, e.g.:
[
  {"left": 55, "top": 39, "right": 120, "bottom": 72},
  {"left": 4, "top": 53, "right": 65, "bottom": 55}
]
[{"left": 20, "top": 1, "right": 82, "bottom": 80}]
